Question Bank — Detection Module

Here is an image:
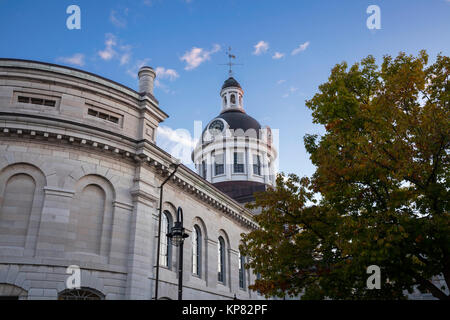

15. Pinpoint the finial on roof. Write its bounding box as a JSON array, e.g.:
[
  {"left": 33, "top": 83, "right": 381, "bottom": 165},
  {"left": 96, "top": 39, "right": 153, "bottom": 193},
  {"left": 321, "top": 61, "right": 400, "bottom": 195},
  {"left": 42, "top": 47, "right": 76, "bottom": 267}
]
[{"left": 220, "top": 47, "right": 242, "bottom": 77}]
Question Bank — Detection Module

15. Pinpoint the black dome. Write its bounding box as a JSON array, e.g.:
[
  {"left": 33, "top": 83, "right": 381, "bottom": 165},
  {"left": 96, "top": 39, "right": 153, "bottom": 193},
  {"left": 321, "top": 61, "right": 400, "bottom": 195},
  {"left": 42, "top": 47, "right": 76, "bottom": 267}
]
[
  {"left": 222, "top": 77, "right": 241, "bottom": 90},
  {"left": 217, "top": 110, "right": 261, "bottom": 132},
  {"left": 201, "top": 110, "right": 262, "bottom": 143}
]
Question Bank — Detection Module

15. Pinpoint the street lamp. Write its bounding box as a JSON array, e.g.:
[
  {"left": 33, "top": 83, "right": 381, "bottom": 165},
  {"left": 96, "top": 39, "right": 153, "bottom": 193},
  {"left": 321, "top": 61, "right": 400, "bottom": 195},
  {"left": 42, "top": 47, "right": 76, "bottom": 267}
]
[{"left": 167, "top": 206, "right": 189, "bottom": 300}]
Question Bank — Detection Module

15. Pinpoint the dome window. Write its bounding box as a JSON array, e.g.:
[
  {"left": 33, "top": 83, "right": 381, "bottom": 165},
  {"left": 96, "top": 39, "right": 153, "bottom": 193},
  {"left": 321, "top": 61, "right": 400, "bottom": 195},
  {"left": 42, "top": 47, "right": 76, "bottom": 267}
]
[{"left": 230, "top": 94, "right": 236, "bottom": 105}]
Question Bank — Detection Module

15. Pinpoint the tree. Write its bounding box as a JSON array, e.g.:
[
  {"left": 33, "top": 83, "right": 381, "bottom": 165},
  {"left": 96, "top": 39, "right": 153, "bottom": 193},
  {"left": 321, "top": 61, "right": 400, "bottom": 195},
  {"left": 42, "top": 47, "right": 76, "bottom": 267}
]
[{"left": 241, "top": 51, "right": 449, "bottom": 300}]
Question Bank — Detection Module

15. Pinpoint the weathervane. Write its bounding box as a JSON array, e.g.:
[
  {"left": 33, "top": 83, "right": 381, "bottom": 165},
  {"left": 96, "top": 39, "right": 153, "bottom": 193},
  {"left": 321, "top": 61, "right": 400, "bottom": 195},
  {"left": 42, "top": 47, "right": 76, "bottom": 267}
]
[{"left": 220, "top": 47, "right": 242, "bottom": 77}]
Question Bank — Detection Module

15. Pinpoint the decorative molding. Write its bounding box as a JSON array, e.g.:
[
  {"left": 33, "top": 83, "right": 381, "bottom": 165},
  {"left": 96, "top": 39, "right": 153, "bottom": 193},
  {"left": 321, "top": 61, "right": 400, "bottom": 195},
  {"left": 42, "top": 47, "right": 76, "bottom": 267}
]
[
  {"left": 0, "top": 124, "right": 258, "bottom": 230},
  {"left": 113, "top": 200, "right": 134, "bottom": 211},
  {"left": 43, "top": 186, "right": 75, "bottom": 198}
]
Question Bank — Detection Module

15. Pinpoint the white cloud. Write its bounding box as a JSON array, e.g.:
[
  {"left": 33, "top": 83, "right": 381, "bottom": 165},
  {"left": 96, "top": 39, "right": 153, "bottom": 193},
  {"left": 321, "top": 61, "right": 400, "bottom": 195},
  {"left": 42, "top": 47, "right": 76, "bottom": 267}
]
[
  {"left": 120, "top": 52, "right": 131, "bottom": 65},
  {"left": 56, "top": 53, "right": 85, "bottom": 67},
  {"left": 98, "top": 34, "right": 117, "bottom": 61},
  {"left": 110, "top": 9, "right": 127, "bottom": 28},
  {"left": 272, "top": 52, "right": 285, "bottom": 60},
  {"left": 282, "top": 86, "right": 299, "bottom": 98},
  {"left": 126, "top": 58, "right": 151, "bottom": 79},
  {"left": 291, "top": 41, "right": 310, "bottom": 55},
  {"left": 98, "top": 34, "right": 133, "bottom": 65},
  {"left": 156, "top": 125, "right": 196, "bottom": 164},
  {"left": 154, "top": 67, "right": 179, "bottom": 94},
  {"left": 180, "top": 44, "right": 221, "bottom": 71},
  {"left": 253, "top": 41, "right": 269, "bottom": 55},
  {"left": 277, "top": 79, "right": 286, "bottom": 85},
  {"left": 119, "top": 45, "right": 132, "bottom": 65},
  {"left": 155, "top": 67, "right": 179, "bottom": 81}
]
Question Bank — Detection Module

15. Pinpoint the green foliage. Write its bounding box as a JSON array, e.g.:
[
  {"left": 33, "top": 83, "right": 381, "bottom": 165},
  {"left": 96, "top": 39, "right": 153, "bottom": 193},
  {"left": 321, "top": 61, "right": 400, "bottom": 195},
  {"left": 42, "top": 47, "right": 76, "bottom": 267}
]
[{"left": 241, "top": 51, "right": 450, "bottom": 300}]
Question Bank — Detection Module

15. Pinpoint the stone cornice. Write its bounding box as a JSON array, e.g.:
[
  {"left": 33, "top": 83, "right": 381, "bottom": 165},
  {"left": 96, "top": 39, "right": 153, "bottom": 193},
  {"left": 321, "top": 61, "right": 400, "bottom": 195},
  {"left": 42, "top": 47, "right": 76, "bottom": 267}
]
[{"left": 0, "top": 124, "right": 258, "bottom": 230}]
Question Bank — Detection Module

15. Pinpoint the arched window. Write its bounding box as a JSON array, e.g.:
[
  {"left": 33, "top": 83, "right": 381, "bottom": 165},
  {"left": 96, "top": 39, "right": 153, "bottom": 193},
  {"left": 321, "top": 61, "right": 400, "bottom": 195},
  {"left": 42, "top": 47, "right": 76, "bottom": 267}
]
[
  {"left": 239, "top": 252, "right": 246, "bottom": 289},
  {"left": 0, "top": 284, "right": 28, "bottom": 300},
  {"left": 58, "top": 287, "right": 104, "bottom": 300},
  {"left": 223, "top": 96, "right": 227, "bottom": 106},
  {"left": 230, "top": 94, "right": 236, "bottom": 105},
  {"left": 218, "top": 237, "right": 226, "bottom": 283},
  {"left": 192, "top": 225, "right": 201, "bottom": 276},
  {"left": 0, "top": 174, "right": 35, "bottom": 248},
  {"left": 70, "top": 184, "right": 105, "bottom": 254},
  {"left": 160, "top": 211, "right": 172, "bottom": 267}
]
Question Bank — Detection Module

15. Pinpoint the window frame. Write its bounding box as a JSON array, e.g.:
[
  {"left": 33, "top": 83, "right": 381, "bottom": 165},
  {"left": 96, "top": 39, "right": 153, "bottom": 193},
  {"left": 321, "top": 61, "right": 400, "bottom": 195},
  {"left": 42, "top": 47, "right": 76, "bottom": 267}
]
[
  {"left": 192, "top": 225, "right": 202, "bottom": 276},
  {"left": 233, "top": 152, "right": 245, "bottom": 174},
  {"left": 214, "top": 153, "right": 225, "bottom": 176},
  {"left": 239, "top": 252, "right": 246, "bottom": 290},
  {"left": 217, "top": 237, "right": 226, "bottom": 283},
  {"left": 253, "top": 154, "right": 261, "bottom": 176},
  {"left": 160, "top": 211, "right": 172, "bottom": 268}
]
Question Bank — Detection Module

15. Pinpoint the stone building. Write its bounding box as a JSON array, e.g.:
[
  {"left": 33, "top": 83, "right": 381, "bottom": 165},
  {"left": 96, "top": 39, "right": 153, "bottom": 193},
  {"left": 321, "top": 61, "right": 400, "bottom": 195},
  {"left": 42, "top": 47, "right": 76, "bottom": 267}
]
[{"left": 0, "top": 59, "right": 269, "bottom": 300}]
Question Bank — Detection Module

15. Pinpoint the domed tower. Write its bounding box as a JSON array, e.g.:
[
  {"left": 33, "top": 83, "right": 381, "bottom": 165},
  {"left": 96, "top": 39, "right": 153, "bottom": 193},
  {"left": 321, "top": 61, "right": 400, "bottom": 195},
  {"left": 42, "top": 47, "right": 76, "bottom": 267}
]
[{"left": 192, "top": 75, "right": 277, "bottom": 204}]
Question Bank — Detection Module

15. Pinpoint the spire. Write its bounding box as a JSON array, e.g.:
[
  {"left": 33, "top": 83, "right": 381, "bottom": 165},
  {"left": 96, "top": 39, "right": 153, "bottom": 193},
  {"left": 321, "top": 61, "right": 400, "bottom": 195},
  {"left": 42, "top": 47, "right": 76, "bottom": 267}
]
[{"left": 220, "top": 47, "right": 242, "bottom": 77}]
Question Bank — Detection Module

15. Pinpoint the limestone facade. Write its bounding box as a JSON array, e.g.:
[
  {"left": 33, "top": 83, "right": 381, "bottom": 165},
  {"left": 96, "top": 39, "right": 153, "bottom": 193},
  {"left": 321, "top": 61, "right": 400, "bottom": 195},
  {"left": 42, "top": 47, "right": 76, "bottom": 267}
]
[{"left": 0, "top": 59, "right": 263, "bottom": 300}]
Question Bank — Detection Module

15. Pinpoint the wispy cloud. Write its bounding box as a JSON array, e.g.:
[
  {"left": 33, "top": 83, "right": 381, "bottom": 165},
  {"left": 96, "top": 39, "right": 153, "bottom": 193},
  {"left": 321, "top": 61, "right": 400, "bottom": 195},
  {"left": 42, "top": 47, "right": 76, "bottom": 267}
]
[
  {"left": 277, "top": 79, "right": 286, "bottom": 85},
  {"left": 154, "top": 67, "right": 180, "bottom": 94},
  {"left": 272, "top": 52, "right": 285, "bottom": 60},
  {"left": 155, "top": 67, "right": 179, "bottom": 81},
  {"left": 126, "top": 58, "right": 151, "bottom": 78},
  {"left": 291, "top": 41, "right": 310, "bottom": 55},
  {"left": 98, "top": 33, "right": 117, "bottom": 61},
  {"left": 98, "top": 34, "right": 133, "bottom": 65},
  {"left": 282, "top": 86, "right": 300, "bottom": 98},
  {"left": 180, "top": 44, "right": 221, "bottom": 70},
  {"left": 110, "top": 9, "right": 128, "bottom": 28},
  {"left": 56, "top": 53, "right": 85, "bottom": 67},
  {"left": 157, "top": 125, "right": 196, "bottom": 164},
  {"left": 119, "top": 45, "right": 132, "bottom": 65},
  {"left": 253, "top": 40, "right": 269, "bottom": 55}
]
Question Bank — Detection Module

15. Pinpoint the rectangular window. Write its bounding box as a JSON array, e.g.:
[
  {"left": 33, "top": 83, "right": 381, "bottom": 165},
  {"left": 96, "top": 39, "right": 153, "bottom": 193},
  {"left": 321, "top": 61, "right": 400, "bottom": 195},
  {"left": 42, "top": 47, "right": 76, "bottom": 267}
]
[
  {"left": 253, "top": 154, "right": 261, "bottom": 176},
  {"left": 214, "top": 153, "right": 224, "bottom": 176},
  {"left": 18, "top": 96, "right": 30, "bottom": 103},
  {"left": 87, "top": 107, "right": 120, "bottom": 125},
  {"left": 31, "top": 98, "right": 44, "bottom": 105},
  {"left": 17, "top": 95, "right": 56, "bottom": 107},
  {"left": 233, "top": 152, "right": 244, "bottom": 173}
]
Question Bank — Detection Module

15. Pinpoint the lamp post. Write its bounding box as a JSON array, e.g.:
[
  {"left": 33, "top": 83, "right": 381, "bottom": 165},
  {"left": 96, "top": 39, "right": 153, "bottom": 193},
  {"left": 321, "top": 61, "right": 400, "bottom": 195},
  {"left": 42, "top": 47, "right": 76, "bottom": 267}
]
[
  {"left": 154, "top": 162, "right": 180, "bottom": 300},
  {"left": 167, "top": 206, "right": 189, "bottom": 300}
]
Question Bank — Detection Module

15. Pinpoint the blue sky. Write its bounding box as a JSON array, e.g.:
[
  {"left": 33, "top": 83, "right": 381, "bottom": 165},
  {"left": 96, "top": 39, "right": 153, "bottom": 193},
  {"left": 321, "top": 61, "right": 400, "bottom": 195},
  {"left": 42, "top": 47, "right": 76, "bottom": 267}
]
[{"left": 0, "top": 0, "right": 449, "bottom": 177}]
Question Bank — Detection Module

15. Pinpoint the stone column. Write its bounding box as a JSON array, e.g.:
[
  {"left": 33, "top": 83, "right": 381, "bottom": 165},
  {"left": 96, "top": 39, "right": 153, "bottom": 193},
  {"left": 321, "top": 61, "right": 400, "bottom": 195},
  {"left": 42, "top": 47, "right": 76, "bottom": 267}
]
[
  {"left": 246, "top": 147, "right": 252, "bottom": 180},
  {"left": 262, "top": 151, "right": 269, "bottom": 184},
  {"left": 225, "top": 147, "right": 232, "bottom": 180},
  {"left": 125, "top": 164, "right": 158, "bottom": 299},
  {"left": 206, "top": 152, "right": 212, "bottom": 182}
]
